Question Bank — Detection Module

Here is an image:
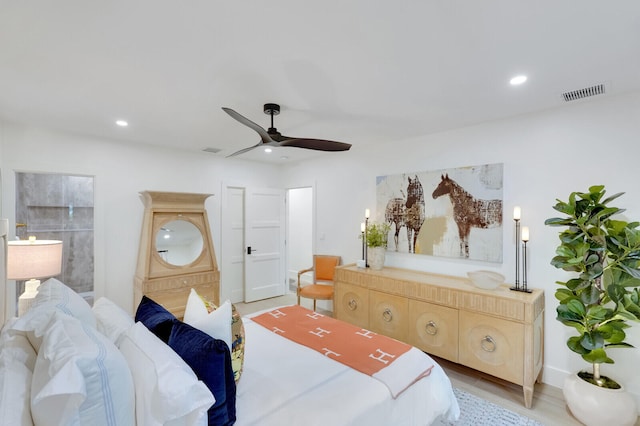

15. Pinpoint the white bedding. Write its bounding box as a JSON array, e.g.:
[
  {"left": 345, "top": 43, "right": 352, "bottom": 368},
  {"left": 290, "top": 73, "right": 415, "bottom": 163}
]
[{"left": 236, "top": 313, "right": 460, "bottom": 426}]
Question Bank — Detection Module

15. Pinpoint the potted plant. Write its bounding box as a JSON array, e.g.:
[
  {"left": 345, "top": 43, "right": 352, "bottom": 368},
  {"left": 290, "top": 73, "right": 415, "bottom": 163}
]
[
  {"left": 545, "top": 185, "right": 640, "bottom": 426},
  {"left": 365, "top": 222, "right": 391, "bottom": 270}
]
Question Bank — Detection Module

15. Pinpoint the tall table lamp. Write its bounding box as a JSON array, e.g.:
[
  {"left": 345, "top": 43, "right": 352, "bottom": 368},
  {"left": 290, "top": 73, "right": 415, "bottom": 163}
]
[{"left": 8, "top": 237, "right": 63, "bottom": 316}]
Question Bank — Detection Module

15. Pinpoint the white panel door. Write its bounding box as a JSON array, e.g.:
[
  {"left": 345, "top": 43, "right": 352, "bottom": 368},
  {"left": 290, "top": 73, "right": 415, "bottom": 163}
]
[
  {"left": 244, "top": 187, "right": 286, "bottom": 302},
  {"left": 222, "top": 187, "right": 245, "bottom": 303}
]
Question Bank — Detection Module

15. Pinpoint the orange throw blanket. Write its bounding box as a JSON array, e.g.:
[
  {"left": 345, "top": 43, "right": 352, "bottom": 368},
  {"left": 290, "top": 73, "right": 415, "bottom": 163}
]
[{"left": 251, "top": 305, "right": 434, "bottom": 397}]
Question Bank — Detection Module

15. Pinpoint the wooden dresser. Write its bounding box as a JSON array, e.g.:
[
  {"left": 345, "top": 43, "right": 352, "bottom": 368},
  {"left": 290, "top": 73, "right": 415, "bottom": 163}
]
[{"left": 334, "top": 264, "right": 544, "bottom": 408}]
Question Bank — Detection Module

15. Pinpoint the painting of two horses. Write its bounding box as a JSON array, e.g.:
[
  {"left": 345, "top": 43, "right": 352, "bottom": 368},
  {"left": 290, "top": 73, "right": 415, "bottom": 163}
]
[{"left": 376, "top": 163, "right": 503, "bottom": 262}]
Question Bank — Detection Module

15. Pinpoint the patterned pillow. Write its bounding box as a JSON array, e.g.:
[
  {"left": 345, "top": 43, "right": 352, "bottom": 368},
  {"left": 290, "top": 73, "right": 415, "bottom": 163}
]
[{"left": 200, "top": 296, "right": 245, "bottom": 384}]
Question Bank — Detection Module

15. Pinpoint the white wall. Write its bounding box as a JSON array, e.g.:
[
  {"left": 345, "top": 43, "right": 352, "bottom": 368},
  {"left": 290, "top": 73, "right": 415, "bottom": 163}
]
[
  {"left": 2, "top": 91, "right": 640, "bottom": 406},
  {"left": 0, "top": 122, "right": 284, "bottom": 315},
  {"left": 283, "top": 91, "right": 640, "bottom": 405}
]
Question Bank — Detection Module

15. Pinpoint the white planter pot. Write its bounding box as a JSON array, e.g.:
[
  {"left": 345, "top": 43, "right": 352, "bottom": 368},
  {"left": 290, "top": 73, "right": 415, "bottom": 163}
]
[
  {"left": 563, "top": 372, "right": 637, "bottom": 426},
  {"left": 368, "top": 246, "right": 386, "bottom": 270}
]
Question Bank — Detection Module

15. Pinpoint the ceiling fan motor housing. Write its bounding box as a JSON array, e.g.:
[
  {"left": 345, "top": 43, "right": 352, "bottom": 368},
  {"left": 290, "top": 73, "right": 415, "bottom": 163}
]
[{"left": 263, "top": 103, "right": 280, "bottom": 115}]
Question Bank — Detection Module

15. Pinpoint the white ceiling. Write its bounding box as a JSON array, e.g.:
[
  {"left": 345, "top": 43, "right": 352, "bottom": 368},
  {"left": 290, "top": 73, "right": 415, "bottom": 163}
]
[{"left": 1, "top": 1, "right": 639, "bottom": 163}]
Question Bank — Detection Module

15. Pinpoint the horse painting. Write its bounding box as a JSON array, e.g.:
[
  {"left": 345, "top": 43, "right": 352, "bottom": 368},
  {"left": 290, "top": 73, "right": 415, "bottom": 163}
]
[
  {"left": 384, "top": 175, "right": 425, "bottom": 253},
  {"left": 405, "top": 176, "right": 425, "bottom": 253},
  {"left": 384, "top": 197, "right": 406, "bottom": 250},
  {"left": 432, "top": 174, "right": 502, "bottom": 258}
]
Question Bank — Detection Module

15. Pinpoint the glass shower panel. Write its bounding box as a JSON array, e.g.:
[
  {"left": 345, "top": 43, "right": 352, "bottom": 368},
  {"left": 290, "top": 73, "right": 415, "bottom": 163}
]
[{"left": 15, "top": 172, "right": 94, "bottom": 301}]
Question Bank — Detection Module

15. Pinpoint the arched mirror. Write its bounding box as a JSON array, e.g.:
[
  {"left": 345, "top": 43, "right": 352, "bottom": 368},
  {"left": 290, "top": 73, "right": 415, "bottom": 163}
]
[{"left": 155, "top": 219, "right": 203, "bottom": 266}]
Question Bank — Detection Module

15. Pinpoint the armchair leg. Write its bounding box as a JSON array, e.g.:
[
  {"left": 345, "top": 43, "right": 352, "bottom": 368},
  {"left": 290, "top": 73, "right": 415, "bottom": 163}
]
[{"left": 313, "top": 299, "right": 317, "bottom": 311}]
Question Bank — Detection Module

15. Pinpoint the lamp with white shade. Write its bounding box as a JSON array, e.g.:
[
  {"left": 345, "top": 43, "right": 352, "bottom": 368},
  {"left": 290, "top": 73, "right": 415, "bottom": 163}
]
[{"left": 8, "top": 237, "right": 63, "bottom": 315}]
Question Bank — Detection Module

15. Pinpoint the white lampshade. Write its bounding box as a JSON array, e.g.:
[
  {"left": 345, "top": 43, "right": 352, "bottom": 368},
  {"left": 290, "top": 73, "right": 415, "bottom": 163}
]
[{"left": 7, "top": 239, "right": 63, "bottom": 280}]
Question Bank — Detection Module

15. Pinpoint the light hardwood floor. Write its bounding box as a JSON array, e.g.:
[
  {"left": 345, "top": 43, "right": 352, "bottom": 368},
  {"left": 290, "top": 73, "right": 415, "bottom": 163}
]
[{"left": 236, "top": 293, "right": 640, "bottom": 426}]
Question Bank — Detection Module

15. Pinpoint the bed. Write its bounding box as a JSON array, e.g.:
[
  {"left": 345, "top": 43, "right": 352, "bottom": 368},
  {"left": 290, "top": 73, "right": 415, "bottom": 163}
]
[
  {"left": 0, "top": 276, "right": 460, "bottom": 425},
  {"left": 237, "top": 308, "right": 459, "bottom": 425}
]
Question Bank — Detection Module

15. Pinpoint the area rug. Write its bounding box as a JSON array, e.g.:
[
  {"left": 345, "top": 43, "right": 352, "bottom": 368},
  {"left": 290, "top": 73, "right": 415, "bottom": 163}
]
[{"left": 434, "top": 388, "right": 544, "bottom": 426}]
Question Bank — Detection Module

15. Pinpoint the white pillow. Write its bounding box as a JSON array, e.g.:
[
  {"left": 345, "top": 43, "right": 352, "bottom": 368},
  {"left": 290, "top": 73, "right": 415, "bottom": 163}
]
[
  {"left": 31, "top": 278, "right": 96, "bottom": 328},
  {"left": 119, "top": 322, "right": 214, "bottom": 426},
  {"left": 10, "top": 278, "right": 97, "bottom": 351},
  {"left": 0, "top": 318, "right": 35, "bottom": 426},
  {"left": 31, "top": 311, "right": 135, "bottom": 426},
  {"left": 0, "top": 354, "right": 33, "bottom": 426},
  {"left": 0, "top": 318, "right": 37, "bottom": 371},
  {"left": 183, "top": 289, "right": 232, "bottom": 350},
  {"left": 92, "top": 297, "right": 134, "bottom": 347}
]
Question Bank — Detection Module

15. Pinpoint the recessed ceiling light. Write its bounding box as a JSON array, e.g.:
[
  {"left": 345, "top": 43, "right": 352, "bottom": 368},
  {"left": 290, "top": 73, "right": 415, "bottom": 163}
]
[
  {"left": 115, "top": 120, "right": 128, "bottom": 127},
  {"left": 264, "top": 148, "right": 273, "bottom": 153},
  {"left": 510, "top": 75, "right": 527, "bottom": 85}
]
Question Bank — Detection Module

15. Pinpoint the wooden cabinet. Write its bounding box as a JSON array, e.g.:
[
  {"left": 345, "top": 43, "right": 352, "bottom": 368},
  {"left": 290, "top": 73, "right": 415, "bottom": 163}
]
[
  {"left": 134, "top": 191, "right": 220, "bottom": 319},
  {"left": 334, "top": 265, "right": 544, "bottom": 408}
]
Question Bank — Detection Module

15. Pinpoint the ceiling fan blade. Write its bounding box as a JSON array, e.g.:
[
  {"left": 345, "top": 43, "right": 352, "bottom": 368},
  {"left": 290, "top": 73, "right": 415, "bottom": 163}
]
[
  {"left": 279, "top": 137, "right": 352, "bottom": 152},
  {"left": 226, "top": 142, "right": 263, "bottom": 157},
  {"left": 222, "top": 107, "right": 275, "bottom": 144}
]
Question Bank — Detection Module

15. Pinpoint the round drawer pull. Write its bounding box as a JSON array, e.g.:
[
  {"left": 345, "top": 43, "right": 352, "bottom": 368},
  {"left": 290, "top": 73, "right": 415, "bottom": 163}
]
[
  {"left": 481, "top": 335, "right": 496, "bottom": 352},
  {"left": 425, "top": 320, "right": 438, "bottom": 335},
  {"left": 348, "top": 299, "right": 358, "bottom": 311},
  {"left": 382, "top": 308, "right": 393, "bottom": 322}
]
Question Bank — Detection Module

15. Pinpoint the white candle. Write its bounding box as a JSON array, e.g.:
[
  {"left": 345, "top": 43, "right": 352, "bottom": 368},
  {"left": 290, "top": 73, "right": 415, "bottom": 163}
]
[
  {"left": 361, "top": 222, "right": 365, "bottom": 232},
  {"left": 522, "top": 226, "right": 529, "bottom": 242},
  {"left": 365, "top": 209, "right": 370, "bottom": 219},
  {"left": 513, "top": 206, "right": 521, "bottom": 220}
]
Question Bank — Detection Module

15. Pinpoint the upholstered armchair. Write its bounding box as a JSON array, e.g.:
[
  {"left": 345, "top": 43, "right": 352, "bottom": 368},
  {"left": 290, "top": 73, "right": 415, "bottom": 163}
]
[{"left": 297, "top": 255, "right": 341, "bottom": 312}]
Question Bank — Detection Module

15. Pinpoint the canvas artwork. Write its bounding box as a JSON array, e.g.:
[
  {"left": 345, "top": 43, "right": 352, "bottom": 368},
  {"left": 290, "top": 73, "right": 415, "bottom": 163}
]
[{"left": 376, "top": 163, "right": 503, "bottom": 262}]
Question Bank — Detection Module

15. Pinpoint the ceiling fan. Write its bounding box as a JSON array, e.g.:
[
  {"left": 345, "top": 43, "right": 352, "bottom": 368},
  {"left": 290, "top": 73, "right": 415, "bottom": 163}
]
[{"left": 222, "top": 103, "right": 352, "bottom": 157}]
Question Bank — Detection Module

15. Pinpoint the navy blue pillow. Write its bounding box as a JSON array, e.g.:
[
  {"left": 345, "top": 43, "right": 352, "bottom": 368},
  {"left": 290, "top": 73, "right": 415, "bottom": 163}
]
[
  {"left": 169, "top": 321, "right": 236, "bottom": 426},
  {"left": 134, "top": 296, "right": 176, "bottom": 343}
]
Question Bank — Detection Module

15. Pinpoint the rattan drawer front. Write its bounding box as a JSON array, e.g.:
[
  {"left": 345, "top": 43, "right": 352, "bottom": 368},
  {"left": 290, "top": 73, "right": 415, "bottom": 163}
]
[
  {"left": 334, "top": 281, "right": 369, "bottom": 328},
  {"left": 408, "top": 299, "right": 459, "bottom": 362},
  {"left": 459, "top": 311, "right": 524, "bottom": 385},
  {"left": 369, "top": 290, "right": 408, "bottom": 342}
]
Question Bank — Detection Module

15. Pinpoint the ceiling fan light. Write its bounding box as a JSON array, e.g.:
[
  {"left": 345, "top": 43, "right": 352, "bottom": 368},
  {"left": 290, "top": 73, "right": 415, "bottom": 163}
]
[{"left": 510, "top": 75, "right": 527, "bottom": 85}]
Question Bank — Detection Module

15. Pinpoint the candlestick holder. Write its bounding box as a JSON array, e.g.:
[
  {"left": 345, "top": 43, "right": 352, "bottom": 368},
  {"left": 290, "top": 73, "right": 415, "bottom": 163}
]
[
  {"left": 364, "top": 216, "right": 369, "bottom": 267},
  {"left": 521, "top": 240, "right": 532, "bottom": 293},
  {"left": 510, "top": 218, "right": 521, "bottom": 292}
]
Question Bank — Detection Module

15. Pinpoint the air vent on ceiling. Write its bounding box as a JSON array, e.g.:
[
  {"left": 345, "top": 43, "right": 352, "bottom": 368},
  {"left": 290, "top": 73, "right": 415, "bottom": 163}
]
[
  {"left": 561, "top": 83, "right": 606, "bottom": 102},
  {"left": 202, "top": 147, "right": 222, "bottom": 154}
]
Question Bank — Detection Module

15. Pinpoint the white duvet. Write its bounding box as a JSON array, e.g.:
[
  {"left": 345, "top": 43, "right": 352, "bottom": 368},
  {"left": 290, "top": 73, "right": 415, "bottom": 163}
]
[{"left": 235, "top": 315, "right": 460, "bottom": 426}]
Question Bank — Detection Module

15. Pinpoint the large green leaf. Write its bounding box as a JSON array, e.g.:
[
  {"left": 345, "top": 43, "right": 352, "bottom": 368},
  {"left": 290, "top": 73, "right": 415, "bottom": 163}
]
[
  {"left": 583, "top": 348, "right": 614, "bottom": 364},
  {"left": 567, "top": 336, "right": 589, "bottom": 355},
  {"left": 586, "top": 305, "right": 610, "bottom": 321},
  {"left": 554, "top": 288, "right": 576, "bottom": 303},
  {"left": 566, "top": 299, "right": 586, "bottom": 316},
  {"left": 619, "top": 263, "right": 640, "bottom": 279},
  {"left": 601, "top": 191, "right": 625, "bottom": 205},
  {"left": 580, "top": 332, "right": 604, "bottom": 350},
  {"left": 545, "top": 217, "right": 574, "bottom": 226}
]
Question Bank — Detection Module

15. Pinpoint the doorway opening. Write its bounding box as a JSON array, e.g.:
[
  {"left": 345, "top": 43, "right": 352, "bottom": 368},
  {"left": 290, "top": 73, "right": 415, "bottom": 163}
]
[{"left": 287, "top": 187, "right": 313, "bottom": 293}]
